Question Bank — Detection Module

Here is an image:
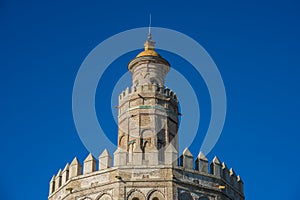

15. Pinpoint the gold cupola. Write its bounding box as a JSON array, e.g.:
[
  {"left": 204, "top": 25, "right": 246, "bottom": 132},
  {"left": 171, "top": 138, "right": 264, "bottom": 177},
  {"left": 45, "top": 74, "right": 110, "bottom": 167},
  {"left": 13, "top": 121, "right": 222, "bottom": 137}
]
[
  {"left": 136, "top": 33, "right": 161, "bottom": 58},
  {"left": 128, "top": 33, "right": 170, "bottom": 71}
]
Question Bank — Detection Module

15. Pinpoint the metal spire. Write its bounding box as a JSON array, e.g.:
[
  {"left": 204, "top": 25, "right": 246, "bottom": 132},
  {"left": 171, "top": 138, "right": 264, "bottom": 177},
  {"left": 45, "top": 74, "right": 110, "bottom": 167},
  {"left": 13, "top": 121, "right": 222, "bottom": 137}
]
[
  {"left": 144, "top": 14, "right": 155, "bottom": 50},
  {"left": 148, "top": 13, "right": 152, "bottom": 40}
]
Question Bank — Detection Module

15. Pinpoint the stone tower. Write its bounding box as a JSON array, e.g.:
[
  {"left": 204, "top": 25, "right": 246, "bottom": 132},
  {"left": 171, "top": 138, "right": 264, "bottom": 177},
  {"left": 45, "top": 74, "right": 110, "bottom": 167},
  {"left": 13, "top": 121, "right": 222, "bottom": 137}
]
[
  {"left": 116, "top": 33, "right": 178, "bottom": 167},
  {"left": 48, "top": 34, "right": 245, "bottom": 200}
]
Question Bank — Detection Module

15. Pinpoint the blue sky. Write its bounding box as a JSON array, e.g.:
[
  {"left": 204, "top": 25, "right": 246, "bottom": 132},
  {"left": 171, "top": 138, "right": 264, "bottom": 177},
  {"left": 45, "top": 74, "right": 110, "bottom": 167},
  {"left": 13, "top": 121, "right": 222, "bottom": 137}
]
[{"left": 0, "top": 0, "right": 300, "bottom": 199}]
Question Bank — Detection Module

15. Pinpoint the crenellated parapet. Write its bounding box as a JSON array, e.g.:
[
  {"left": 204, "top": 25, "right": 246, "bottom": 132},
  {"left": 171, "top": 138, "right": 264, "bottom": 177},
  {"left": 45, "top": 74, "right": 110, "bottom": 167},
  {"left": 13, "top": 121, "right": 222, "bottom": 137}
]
[
  {"left": 118, "top": 84, "right": 178, "bottom": 107},
  {"left": 49, "top": 147, "right": 244, "bottom": 200},
  {"left": 178, "top": 148, "right": 244, "bottom": 198},
  {"left": 49, "top": 149, "right": 112, "bottom": 196}
]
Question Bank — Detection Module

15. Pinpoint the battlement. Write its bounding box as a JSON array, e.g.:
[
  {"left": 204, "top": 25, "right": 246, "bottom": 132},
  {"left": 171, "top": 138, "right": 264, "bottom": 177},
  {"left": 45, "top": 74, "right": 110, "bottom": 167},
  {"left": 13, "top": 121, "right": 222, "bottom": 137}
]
[
  {"left": 118, "top": 84, "right": 178, "bottom": 104},
  {"left": 49, "top": 149, "right": 112, "bottom": 196},
  {"left": 179, "top": 148, "right": 244, "bottom": 196},
  {"left": 49, "top": 147, "right": 244, "bottom": 198}
]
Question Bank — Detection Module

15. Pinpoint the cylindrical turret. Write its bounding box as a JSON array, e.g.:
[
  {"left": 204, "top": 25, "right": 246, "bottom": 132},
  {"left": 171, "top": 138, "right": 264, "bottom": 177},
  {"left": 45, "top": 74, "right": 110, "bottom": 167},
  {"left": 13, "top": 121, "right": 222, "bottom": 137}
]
[
  {"left": 116, "top": 34, "right": 179, "bottom": 166},
  {"left": 128, "top": 34, "right": 170, "bottom": 87}
]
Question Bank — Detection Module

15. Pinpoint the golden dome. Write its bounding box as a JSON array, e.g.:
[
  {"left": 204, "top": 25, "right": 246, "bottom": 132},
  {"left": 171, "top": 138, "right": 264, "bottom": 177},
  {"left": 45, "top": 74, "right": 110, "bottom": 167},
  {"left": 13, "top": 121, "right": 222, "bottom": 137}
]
[
  {"left": 135, "top": 33, "right": 161, "bottom": 58},
  {"left": 128, "top": 33, "right": 170, "bottom": 71},
  {"left": 136, "top": 49, "right": 161, "bottom": 58}
]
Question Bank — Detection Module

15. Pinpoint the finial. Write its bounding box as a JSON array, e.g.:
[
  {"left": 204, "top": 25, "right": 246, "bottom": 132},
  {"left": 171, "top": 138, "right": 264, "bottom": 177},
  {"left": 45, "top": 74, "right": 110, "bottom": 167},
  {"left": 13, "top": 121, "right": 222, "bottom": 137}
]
[
  {"left": 143, "top": 14, "right": 155, "bottom": 51},
  {"left": 148, "top": 13, "right": 152, "bottom": 40}
]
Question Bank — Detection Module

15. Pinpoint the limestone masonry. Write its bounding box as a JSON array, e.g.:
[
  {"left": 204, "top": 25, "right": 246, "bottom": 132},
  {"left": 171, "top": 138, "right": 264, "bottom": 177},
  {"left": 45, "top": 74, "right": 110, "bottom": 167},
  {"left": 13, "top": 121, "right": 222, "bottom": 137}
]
[{"left": 48, "top": 33, "right": 245, "bottom": 200}]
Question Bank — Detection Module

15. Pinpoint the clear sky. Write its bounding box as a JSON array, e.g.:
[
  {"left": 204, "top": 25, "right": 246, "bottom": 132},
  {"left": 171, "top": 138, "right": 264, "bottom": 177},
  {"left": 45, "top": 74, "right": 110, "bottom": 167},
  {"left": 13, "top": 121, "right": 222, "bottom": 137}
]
[{"left": 0, "top": 0, "right": 299, "bottom": 199}]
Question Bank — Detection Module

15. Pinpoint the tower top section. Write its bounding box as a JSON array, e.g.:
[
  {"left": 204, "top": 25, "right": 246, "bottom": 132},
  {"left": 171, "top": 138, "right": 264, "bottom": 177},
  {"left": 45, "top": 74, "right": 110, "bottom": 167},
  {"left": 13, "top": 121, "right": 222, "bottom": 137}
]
[
  {"left": 135, "top": 14, "right": 159, "bottom": 58},
  {"left": 128, "top": 33, "right": 170, "bottom": 71},
  {"left": 136, "top": 33, "right": 159, "bottom": 58}
]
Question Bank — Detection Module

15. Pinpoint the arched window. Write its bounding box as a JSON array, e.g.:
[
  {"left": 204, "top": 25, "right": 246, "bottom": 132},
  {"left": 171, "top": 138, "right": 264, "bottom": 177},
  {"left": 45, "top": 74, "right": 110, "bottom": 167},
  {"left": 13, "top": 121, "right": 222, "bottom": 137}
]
[
  {"left": 147, "top": 190, "right": 165, "bottom": 200},
  {"left": 127, "top": 190, "right": 145, "bottom": 200},
  {"left": 98, "top": 194, "right": 112, "bottom": 200},
  {"left": 119, "top": 135, "right": 127, "bottom": 148}
]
